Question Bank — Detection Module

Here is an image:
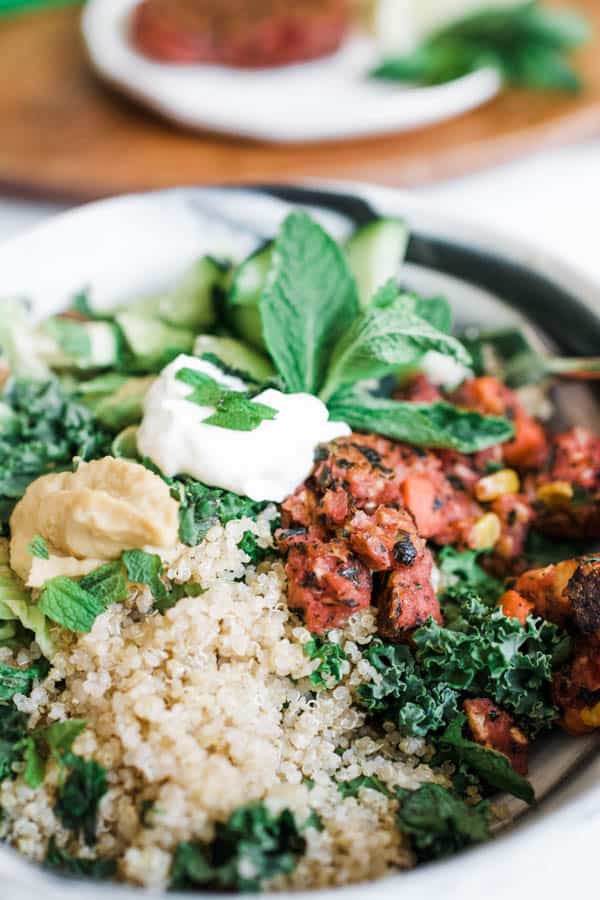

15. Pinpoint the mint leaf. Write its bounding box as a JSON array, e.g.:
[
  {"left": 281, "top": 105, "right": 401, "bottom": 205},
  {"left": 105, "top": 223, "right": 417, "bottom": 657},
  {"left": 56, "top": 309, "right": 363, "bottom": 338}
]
[
  {"left": 176, "top": 368, "right": 276, "bottom": 432},
  {"left": 176, "top": 368, "right": 227, "bottom": 406},
  {"left": 371, "top": 3, "right": 589, "bottom": 92},
  {"left": 260, "top": 212, "right": 360, "bottom": 394},
  {"left": 397, "top": 784, "right": 490, "bottom": 861},
  {"left": 39, "top": 576, "right": 106, "bottom": 633},
  {"left": 80, "top": 562, "right": 128, "bottom": 606},
  {"left": 440, "top": 716, "right": 535, "bottom": 804},
  {"left": 320, "top": 293, "right": 469, "bottom": 402},
  {"left": 122, "top": 549, "right": 167, "bottom": 602},
  {"left": 27, "top": 535, "right": 49, "bottom": 560},
  {"left": 204, "top": 393, "right": 277, "bottom": 431},
  {"left": 327, "top": 390, "right": 514, "bottom": 453}
]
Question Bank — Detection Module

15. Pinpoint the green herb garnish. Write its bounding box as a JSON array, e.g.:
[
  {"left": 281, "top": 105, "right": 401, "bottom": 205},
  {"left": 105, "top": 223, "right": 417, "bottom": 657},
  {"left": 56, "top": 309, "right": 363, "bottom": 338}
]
[
  {"left": 371, "top": 2, "right": 589, "bottom": 93},
  {"left": 397, "top": 784, "right": 490, "bottom": 862},
  {"left": 176, "top": 368, "right": 276, "bottom": 432},
  {"left": 440, "top": 716, "right": 535, "bottom": 804},
  {"left": 27, "top": 535, "right": 49, "bottom": 560},
  {"left": 0, "top": 657, "right": 49, "bottom": 702},
  {"left": 337, "top": 775, "right": 391, "bottom": 799},
  {"left": 170, "top": 803, "right": 306, "bottom": 892},
  {"left": 304, "top": 636, "right": 347, "bottom": 688},
  {"left": 55, "top": 752, "right": 108, "bottom": 845},
  {"left": 45, "top": 837, "right": 117, "bottom": 880}
]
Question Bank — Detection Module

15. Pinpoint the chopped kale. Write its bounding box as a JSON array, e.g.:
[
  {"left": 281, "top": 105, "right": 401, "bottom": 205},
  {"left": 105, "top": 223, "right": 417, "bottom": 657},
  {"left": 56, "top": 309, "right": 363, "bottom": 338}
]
[
  {"left": 337, "top": 775, "right": 391, "bottom": 799},
  {"left": 397, "top": 784, "right": 490, "bottom": 862},
  {"left": 437, "top": 546, "right": 504, "bottom": 606},
  {"left": 413, "top": 594, "right": 567, "bottom": 734},
  {"left": 173, "top": 477, "right": 270, "bottom": 547},
  {"left": 54, "top": 752, "right": 108, "bottom": 845},
  {"left": 356, "top": 642, "right": 458, "bottom": 737},
  {"left": 45, "top": 837, "right": 117, "bottom": 879},
  {"left": 0, "top": 379, "right": 112, "bottom": 532},
  {"left": 170, "top": 803, "right": 306, "bottom": 892},
  {"left": 0, "top": 657, "right": 49, "bottom": 702},
  {"left": 304, "top": 637, "right": 348, "bottom": 688},
  {"left": 0, "top": 704, "right": 29, "bottom": 782},
  {"left": 238, "top": 531, "right": 269, "bottom": 565}
]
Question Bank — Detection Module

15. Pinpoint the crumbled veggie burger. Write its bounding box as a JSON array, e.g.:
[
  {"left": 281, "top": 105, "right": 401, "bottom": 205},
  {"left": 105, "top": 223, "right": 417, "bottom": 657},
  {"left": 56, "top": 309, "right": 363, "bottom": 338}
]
[{"left": 0, "top": 210, "right": 598, "bottom": 891}]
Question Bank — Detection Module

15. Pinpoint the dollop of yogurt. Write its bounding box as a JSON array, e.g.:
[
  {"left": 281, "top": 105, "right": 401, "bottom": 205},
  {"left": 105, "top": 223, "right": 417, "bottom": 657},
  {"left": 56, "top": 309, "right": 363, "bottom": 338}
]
[
  {"left": 137, "top": 354, "right": 350, "bottom": 502},
  {"left": 420, "top": 350, "right": 472, "bottom": 390}
]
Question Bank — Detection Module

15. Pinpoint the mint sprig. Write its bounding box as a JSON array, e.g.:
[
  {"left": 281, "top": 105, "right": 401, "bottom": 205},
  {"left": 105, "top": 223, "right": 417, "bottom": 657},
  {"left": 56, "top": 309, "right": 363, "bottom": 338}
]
[
  {"left": 176, "top": 368, "right": 276, "bottom": 432},
  {"left": 371, "top": 1, "right": 589, "bottom": 92}
]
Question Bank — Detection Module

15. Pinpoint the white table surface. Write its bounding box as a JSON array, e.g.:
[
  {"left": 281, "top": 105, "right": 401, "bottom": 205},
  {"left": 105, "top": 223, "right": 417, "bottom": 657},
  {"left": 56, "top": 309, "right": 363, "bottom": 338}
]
[{"left": 1, "top": 139, "right": 600, "bottom": 281}]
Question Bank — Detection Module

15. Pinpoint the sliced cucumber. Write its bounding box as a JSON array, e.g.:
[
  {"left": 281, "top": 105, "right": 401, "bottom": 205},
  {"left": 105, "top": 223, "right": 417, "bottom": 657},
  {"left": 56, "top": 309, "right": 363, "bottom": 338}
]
[
  {"left": 157, "top": 256, "right": 226, "bottom": 330},
  {"left": 112, "top": 425, "right": 140, "bottom": 460},
  {"left": 38, "top": 318, "right": 120, "bottom": 371},
  {"left": 194, "top": 335, "right": 275, "bottom": 383},
  {"left": 92, "top": 376, "right": 155, "bottom": 431},
  {"left": 115, "top": 312, "right": 195, "bottom": 372},
  {"left": 345, "top": 218, "right": 409, "bottom": 307},
  {"left": 225, "top": 243, "right": 273, "bottom": 351}
]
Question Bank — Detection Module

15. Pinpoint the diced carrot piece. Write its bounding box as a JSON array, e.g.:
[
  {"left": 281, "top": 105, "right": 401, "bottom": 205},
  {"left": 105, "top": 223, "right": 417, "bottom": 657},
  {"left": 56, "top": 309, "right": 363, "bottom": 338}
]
[
  {"left": 500, "top": 589, "right": 535, "bottom": 625},
  {"left": 402, "top": 475, "right": 437, "bottom": 537}
]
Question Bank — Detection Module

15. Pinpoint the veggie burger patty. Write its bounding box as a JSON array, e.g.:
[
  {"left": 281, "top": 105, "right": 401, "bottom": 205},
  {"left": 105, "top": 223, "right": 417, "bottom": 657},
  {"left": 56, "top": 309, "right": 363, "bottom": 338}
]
[{"left": 131, "top": 0, "right": 351, "bottom": 67}]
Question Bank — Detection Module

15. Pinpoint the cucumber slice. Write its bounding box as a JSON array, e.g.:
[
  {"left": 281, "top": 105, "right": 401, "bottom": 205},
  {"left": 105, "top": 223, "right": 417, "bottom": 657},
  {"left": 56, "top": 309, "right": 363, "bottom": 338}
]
[
  {"left": 112, "top": 425, "right": 140, "bottom": 460},
  {"left": 93, "top": 376, "right": 155, "bottom": 431},
  {"left": 194, "top": 335, "right": 275, "bottom": 383},
  {"left": 345, "top": 218, "right": 409, "bottom": 307},
  {"left": 39, "top": 318, "right": 120, "bottom": 371},
  {"left": 225, "top": 243, "right": 273, "bottom": 351},
  {"left": 115, "top": 312, "right": 195, "bottom": 372},
  {"left": 124, "top": 256, "right": 227, "bottom": 331},
  {"left": 157, "top": 256, "right": 226, "bottom": 330}
]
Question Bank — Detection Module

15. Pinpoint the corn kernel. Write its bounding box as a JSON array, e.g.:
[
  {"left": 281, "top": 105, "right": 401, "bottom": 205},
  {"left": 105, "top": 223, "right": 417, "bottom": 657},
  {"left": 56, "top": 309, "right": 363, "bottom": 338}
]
[
  {"left": 536, "top": 481, "right": 574, "bottom": 507},
  {"left": 475, "top": 469, "right": 520, "bottom": 502},
  {"left": 469, "top": 513, "right": 502, "bottom": 550},
  {"left": 581, "top": 702, "right": 600, "bottom": 728}
]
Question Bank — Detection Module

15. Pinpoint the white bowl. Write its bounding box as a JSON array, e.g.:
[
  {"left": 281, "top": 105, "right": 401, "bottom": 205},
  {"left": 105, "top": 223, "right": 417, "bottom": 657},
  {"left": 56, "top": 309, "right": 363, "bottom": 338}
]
[{"left": 0, "top": 182, "right": 598, "bottom": 900}]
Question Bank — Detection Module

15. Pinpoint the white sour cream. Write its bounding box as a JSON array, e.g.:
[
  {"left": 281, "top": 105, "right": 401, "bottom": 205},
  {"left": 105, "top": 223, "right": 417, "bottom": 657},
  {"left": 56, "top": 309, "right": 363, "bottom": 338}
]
[{"left": 137, "top": 354, "right": 350, "bottom": 502}]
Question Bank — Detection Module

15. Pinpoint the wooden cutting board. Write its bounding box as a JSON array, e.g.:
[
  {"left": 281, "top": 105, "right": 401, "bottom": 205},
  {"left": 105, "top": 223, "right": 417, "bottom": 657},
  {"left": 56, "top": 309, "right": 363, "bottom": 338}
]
[{"left": 1, "top": 0, "right": 600, "bottom": 202}]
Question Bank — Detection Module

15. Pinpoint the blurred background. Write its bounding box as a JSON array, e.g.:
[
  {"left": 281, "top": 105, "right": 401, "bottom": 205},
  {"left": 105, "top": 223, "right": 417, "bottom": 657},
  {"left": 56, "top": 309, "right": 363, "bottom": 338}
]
[{"left": 0, "top": 0, "right": 598, "bottom": 280}]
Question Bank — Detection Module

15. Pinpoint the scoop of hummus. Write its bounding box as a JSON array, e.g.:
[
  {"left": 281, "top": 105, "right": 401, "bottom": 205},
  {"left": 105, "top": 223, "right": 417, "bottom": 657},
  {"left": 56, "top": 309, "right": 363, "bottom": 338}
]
[{"left": 10, "top": 457, "right": 179, "bottom": 587}]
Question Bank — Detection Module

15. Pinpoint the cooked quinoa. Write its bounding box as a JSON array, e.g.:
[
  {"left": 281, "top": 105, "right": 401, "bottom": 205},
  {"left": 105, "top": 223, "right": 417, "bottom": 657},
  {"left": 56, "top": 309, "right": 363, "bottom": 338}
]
[{"left": 0, "top": 516, "right": 442, "bottom": 889}]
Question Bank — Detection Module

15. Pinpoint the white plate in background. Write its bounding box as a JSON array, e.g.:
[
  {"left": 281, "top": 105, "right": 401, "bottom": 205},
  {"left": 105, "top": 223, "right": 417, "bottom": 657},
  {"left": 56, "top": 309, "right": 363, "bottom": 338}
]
[{"left": 81, "top": 0, "right": 501, "bottom": 143}]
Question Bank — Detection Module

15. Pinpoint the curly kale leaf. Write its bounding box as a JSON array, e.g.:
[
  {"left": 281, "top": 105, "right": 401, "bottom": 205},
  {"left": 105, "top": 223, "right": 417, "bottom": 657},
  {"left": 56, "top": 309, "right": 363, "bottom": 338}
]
[
  {"left": 170, "top": 803, "right": 306, "bottom": 892},
  {"left": 169, "top": 477, "right": 270, "bottom": 547},
  {"left": 356, "top": 642, "right": 459, "bottom": 737},
  {"left": 0, "top": 379, "right": 113, "bottom": 532},
  {"left": 413, "top": 594, "right": 568, "bottom": 733},
  {"left": 397, "top": 784, "right": 490, "bottom": 862},
  {"left": 437, "top": 546, "right": 504, "bottom": 607},
  {"left": 0, "top": 704, "right": 29, "bottom": 782},
  {"left": 304, "top": 637, "right": 347, "bottom": 688}
]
